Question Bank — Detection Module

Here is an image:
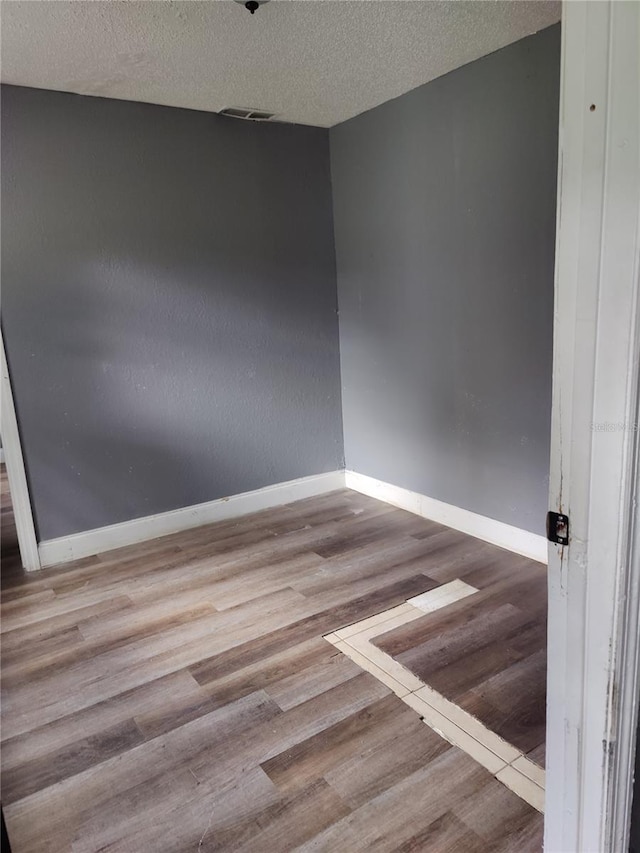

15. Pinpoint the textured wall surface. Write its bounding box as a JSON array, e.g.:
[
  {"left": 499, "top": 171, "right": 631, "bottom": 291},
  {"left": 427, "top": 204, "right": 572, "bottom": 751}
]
[
  {"left": 330, "top": 25, "right": 560, "bottom": 535},
  {"left": 1, "top": 85, "right": 343, "bottom": 540}
]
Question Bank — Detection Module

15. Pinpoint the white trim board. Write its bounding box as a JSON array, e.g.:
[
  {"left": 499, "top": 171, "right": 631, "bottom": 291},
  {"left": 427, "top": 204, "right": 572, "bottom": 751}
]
[
  {"left": 345, "top": 470, "right": 547, "bottom": 564},
  {"left": 1, "top": 331, "right": 40, "bottom": 572},
  {"left": 38, "top": 470, "right": 346, "bottom": 567},
  {"left": 545, "top": 2, "right": 640, "bottom": 850},
  {"left": 35, "top": 466, "right": 546, "bottom": 569}
]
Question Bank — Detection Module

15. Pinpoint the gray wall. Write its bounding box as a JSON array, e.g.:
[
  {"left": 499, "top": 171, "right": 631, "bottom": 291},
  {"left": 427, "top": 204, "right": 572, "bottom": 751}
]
[
  {"left": 330, "top": 24, "right": 560, "bottom": 536},
  {"left": 1, "top": 85, "right": 343, "bottom": 541}
]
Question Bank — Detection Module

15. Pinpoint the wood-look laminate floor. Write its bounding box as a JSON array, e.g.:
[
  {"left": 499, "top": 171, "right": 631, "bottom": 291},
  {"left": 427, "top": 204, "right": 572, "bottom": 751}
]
[
  {"left": 372, "top": 555, "right": 547, "bottom": 767},
  {"left": 1, "top": 466, "right": 545, "bottom": 852}
]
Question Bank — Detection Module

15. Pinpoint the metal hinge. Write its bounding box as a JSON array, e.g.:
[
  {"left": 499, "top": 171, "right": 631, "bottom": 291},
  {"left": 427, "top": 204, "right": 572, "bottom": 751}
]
[{"left": 547, "top": 511, "right": 569, "bottom": 546}]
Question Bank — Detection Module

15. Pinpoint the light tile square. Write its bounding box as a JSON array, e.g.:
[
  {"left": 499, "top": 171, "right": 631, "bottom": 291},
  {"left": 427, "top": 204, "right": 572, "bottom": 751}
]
[
  {"left": 334, "top": 603, "right": 416, "bottom": 640},
  {"left": 511, "top": 755, "right": 546, "bottom": 788},
  {"left": 323, "top": 633, "right": 340, "bottom": 645},
  {"left": 414, "top": 684, "right": 521, "bottom": 764},
  {"left": 346, "top": 636, "right": 424, "bottom": 692},
  {"left": 333, "top": 640, "right": 410, "bottom": 698},
  {"left": 349, "top": 610, "right": 424, "bottom": 645},
  {"left": 402, "top": 693, "right": 507, "bottom": 775},
  {"left": 496, "top": 765, "right": 545, "bottom": 813},
  {"left": 407, "top": 579, "right": 478, "bottom": 613}
]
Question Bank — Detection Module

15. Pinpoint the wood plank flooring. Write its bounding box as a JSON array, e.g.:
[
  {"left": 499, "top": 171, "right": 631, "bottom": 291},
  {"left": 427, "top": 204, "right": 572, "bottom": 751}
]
[{"left": 1, "top": 466, "right": 544, "bottom": 851}]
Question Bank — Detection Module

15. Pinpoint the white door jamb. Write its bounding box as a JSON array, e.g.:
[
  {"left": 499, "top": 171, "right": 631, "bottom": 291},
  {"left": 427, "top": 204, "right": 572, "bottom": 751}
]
[
  {"left": 0, "top": 329, "right": 40, "bottom": 571},
  {"left": 545, "top": 2, "right": 640, "bottom": 851}
]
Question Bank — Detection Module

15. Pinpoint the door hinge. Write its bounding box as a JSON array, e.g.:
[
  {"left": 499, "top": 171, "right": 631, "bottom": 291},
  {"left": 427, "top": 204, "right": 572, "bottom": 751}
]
[{"left": 547, "top": 511, "right": 569, "bottom": 546}]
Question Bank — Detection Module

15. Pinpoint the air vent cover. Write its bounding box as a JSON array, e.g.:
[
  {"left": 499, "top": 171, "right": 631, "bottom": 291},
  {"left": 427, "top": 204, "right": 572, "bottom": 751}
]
[{"left": 219, "top": 107, "right": 276, "bottom": 121}]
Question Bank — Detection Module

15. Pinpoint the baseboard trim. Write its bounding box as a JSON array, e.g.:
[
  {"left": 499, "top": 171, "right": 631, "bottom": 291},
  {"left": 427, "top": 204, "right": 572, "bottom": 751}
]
[
  {"left": 345, "top": 471, "right": 548, "bottom": 564},
  {"left": 37, "top": 468, "right": 547, "bottom": 568},
  {"left": 38, "top": 470, "right": 346, "bottom": 567}
]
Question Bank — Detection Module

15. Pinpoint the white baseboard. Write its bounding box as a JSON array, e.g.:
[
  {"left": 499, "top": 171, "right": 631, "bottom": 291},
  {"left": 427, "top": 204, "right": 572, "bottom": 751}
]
[
  {"left": 0, "top": 448, "right": 5, "bottom": 464},
  {"left": 345, "top": 470, "right": 548, "bottom": 564},
  {"left": 37, "top": 467, "right": 547, "bottom": 568},
  {"left": 38, "top": 470, "right": 346, "bottom": 567}
]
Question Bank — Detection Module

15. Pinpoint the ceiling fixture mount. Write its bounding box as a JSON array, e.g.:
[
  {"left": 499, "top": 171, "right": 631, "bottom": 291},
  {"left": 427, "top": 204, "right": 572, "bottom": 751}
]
[{"left": 234, "top": 0, "right": 269, "bottom": 14}]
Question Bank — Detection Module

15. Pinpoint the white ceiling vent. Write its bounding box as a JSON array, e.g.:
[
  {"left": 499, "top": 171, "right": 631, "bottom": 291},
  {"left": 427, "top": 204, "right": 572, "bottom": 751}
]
[{"left": 219, "top": 107, "right": 276, "bottom": 121}]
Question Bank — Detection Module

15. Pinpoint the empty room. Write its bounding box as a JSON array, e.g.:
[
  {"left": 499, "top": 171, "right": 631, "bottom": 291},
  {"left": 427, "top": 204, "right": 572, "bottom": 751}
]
[{"left": 1, "top": 1, "right": 639, "bottom": 852}]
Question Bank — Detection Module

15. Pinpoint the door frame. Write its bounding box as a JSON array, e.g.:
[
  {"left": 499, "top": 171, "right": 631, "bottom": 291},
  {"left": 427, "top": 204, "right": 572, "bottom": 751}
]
[
  {"left": 0, "top": 329, "right": 40, "bottom": 571},
  {"left": 545, "top": 2, "right": 640, "bottom": 851}
]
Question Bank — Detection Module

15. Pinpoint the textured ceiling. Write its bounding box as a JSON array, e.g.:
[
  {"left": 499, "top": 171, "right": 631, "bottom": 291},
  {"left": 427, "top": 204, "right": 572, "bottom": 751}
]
[{"left": 0, "top": 0, "right": 561, "bottom": 128}]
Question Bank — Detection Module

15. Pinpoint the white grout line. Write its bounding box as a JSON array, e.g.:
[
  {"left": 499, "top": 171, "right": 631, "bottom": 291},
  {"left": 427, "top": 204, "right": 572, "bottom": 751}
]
[
  {"left": 413, "top": 684, "right": 520, "bottom": 764},
  {"left": 407, "top": 579, "right": 479, "bottom": 613},
  {"left": 510, "top": 754, "right": 546, "bottom": 788},
  {"left": 334, "top": 639, "right": 410, "bottom": 698},
  {"left": 322, "top": 579, "right": 546, "bottom": 814},
  {"left": 402, "top": 692, "right": 507, "bottom": 775},
  {"left": 335, "top": 603, "right": 418, "bottom": 640},
  {"left": 496, "top": 764, "right": 545, "bottom": 813},
  {"left": 347, "top": 633, "right": 424, "bottom": 692}
]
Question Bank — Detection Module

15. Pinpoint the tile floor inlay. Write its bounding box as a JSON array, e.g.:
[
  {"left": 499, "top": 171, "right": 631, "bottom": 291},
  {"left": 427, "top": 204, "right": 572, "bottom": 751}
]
[
  {"left": 324, "top": 579, "right": 545, "bottom": 815},
  {"left": 407, "top": 579, "right": 478, "bottom": 613}
]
